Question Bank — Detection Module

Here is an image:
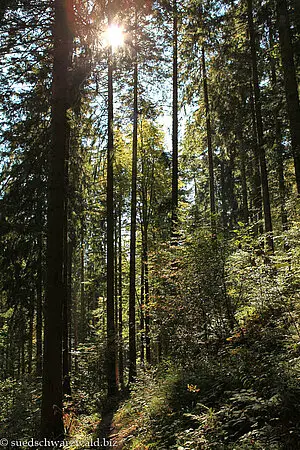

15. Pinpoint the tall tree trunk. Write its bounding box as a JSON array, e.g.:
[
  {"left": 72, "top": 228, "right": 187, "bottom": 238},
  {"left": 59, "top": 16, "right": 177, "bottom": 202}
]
[
  {"left": 28, "top": 304, "right": 34, "bottom": 374},
  {"left": 140, "top": 259, "right": 145, "bottom": 367},
  {"left": 79, "top": 221, "right": 86, "bottom": 342},
  {"left": 143, "top": 223, "right": 151, "bottom": 365},
  {"left": 63, "top": 211, "right": 69, "bottom": 378},
  {"left": 293, "top": 0, "right": 300, "bottom": 63},
  {"left": 249, "top": 82, "right": 263, "bottom": 233},
  {"left": 240, "top": 144, "right": 249, "bottom": 224},
  {"left": 106, "top": 5, "right": 117, "bottom": 395},
  {"left": 114, "top": 223, "right": 119, "bottom": 387},
  {"left": 172, "top": 0, "right": 178, "bottom": 229},
  {"left": 269, "top": 19, "right": 288, "bottom": 229},
  {"left": 220, "top": 159, "right": 227, "bottom": 229},
  {"left": 228, "top": 153, "right": 238, "bottom": 228},
  {"left": 114, "top": 224, "right": 118, "bottom": 331},
  {"left": 67, "top": 239, "right": 73, "bottom": 374},
  {"left": 36, "top": 239, "right": 43, "bottom": 377},
  {"left": 21, "top": 319, "right": 25, "bottom": 376},
  {"left": 63, "top": 111, "right": 71, "bottom": 380},
  {"left": 277, "top": 0, "right": 300, "bottom": 194},
  {"left": 118, "top": 208, "right": 124, "bottom": 390},
  {"left": 140, "top": 137, "right": 151, "bottom": 366},
  {"left": 201, "top": 46, "right": 216, "bottom": 234},
  {"left": 41, "top": 0, "right": 72, "bottom": 439},
  {"left": 247, "top": 0, "right": 273, "bottom": 250},
  {"left": 73, "top": 292, "right": 78, "bottom": 373},
  {"left": 128, "top": 13, "right": 138, "bottom": 384}
]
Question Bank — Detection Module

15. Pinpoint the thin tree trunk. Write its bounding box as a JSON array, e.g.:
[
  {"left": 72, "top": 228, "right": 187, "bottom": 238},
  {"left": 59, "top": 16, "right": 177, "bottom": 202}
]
[
  {"left": 277, "top": 0, "right": 300, "bottom": 194},
  {"left": 106, "top": 4, "right": 117, "bottom": 395},
  {"left": 79, "top": 221, "right": 86, "bottom": 342},
  {"left": 67, "top": 239, "right": 73, "bottom": 374},
  {"left": 128, "top": 13, "right": 138, "bottom": 384},
  {"left": 249, "top": 82, "right": 263, "bottom": 233},
  {"left": 114, "top": 222, "right": 119, "bottom": 387},
  {"left": 118, "top": 208, "right": 124, "bottom": 390},
  {"left": 240, "top": 144, "right": 249, "bottom": 224},
  {"left": 220, "top": 159, "right": 227, "bottom": 229},
  {"left": 143, "top": 224, "right": 151, "bottom": 365},
  {"left": 228, "top": 153, "right": 238, "bottom": 228},
  {"left": 247, "top": 0, "right": 273, "bottom": 250},
  {"left": 269, "top": 19, "right": 288, "bottom": 229},
  {"left": 28, "top": 304, "right": 34, "bottom": 374},
  {"left": 36, "top": 240, "right": 43, "bottom": 377},
  {"left": 21, "top": 321, "right": 25, "bottom": 376},
  {"left": 140, "top": 260, "right": 145, "bottom": 367},
  {"left": 73, "top": 292, "right": 78, "bottom": 373},
  {"left": 63, "top": 216, "right": 69, "bottom": 378},
  {"left": 63, "top": 107, "right": 71, "bottom": 380},
  {"left": 201, "top": 46, "right": 216, "bottom": 234},
  {"left": 236, "top": 121, "right": 249, "bottom": 224},
  {"left": 172, "top": 0, "right": 178, "bottom": 229}
]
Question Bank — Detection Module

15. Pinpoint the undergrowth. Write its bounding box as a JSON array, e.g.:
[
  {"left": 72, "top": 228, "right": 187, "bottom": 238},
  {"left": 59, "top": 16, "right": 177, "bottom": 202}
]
[{"left": 112, "top": 317, "right": 300, "bottom": 449}]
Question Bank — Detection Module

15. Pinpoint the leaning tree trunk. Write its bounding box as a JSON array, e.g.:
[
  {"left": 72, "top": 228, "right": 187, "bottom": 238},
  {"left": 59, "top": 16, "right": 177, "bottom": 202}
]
[{"left": 41, "top": 0, "right": 72, "bottom": 438}]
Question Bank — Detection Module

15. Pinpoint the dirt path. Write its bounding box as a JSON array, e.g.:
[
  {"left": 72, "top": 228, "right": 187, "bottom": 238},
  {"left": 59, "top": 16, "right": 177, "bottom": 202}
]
[
  {"left": 97, "top": 412, "right": 122, "bottom": 448},
  {"left": 96, "top": 398, "right": 125, "bottom": 449}
]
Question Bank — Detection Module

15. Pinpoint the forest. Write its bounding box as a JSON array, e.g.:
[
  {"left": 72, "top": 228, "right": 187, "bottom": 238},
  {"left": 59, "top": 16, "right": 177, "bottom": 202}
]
[{"left": 1, "top": 0, "right": 300, "bottom": 448}]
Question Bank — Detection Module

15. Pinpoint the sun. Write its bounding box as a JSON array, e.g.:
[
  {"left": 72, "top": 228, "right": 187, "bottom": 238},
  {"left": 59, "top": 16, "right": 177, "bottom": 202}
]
[{"left": 105, "top": 24, "right": 124, "bottom": 50}]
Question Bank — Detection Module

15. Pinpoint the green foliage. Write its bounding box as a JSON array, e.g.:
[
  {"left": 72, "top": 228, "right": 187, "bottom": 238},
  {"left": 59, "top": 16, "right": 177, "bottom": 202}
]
[
  {"left": 113, "top": 321, "right": 300, "bottom": 448},
  {"left": 0, "top": 378, "right": 41, "bottom": 441},
  {"left": 110, "top": 213, "right": 300, "bottom": 449}
]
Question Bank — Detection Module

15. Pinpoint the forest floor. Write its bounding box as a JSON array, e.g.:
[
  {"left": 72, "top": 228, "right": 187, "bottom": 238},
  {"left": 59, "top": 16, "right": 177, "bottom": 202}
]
[
  {"left": 87, "top": 312, "right": 300, "bottom": 450},
  {"left": 94, "top": 396, "right": 127, "bottom": 450},
  {"left": 97, "top": 411, "right": 123, "bottom": 449}
]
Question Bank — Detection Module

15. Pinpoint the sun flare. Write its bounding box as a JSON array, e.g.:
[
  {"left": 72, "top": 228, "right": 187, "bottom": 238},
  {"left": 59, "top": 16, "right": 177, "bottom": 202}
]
[{"left": 105, "top": 24, "right": 124, "bottom": 50}]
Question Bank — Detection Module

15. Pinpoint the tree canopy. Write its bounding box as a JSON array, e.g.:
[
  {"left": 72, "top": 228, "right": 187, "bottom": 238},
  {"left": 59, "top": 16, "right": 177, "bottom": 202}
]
[{"left": 1, "top": 0, "right": 300, "bottom": 448}]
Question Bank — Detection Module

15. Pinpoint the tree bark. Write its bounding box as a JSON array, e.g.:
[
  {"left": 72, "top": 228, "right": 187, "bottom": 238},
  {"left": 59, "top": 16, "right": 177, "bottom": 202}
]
[
  {"left": 143, "top": 222, "right": 151, "bottom": 365},
  {"left": 247, "top": 0, "right": 273, "bottom": 250},
  {"left": 41, "top": 0, "right": 72, "bottom": 439},
  {"left": 36, "top": 237, "right": 43, "bottom": 377},
  {"left": 28, "top": 304, "right": 34, "bottom": 374},
  {"left": 249, "top": 82, "right": 263, "bottom": 233},
  {"left": 277, "top": 0, "right": 300, "bottom": 194},
  {"left": 106, "top": 4, "right": 117, "bottom": 395},
  {"left": 79, "top": 221, "right": 86, "bottom": 342},
  {"left": 140, "top": 259, "right": 145, "bottom": 366},
  {"left": 118, "top": 208, "right": 124, "bottom": 390},
  {"left": 220, "top": 159, "right": 227, "bottom": 229},
  {"left": 240, "top": 144, "right": 249, "bottom": 224},
  {"left": 201, "top": 46, "right": 216, "bottom": 234},
  {"left": 141, "top": 133, "right": 151, "bottom": 366},
  {"left": 172, "top": 0, "right": 179, "bottom": 229},
  {"left": 128, "top": 13, "right": 138, "bottom": 384},
  {"left": 269, "top": 19, "right": 288, "bottom": 229},
  {"left": 62, "top": 208, "right": 69, "bottom": 378}
]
